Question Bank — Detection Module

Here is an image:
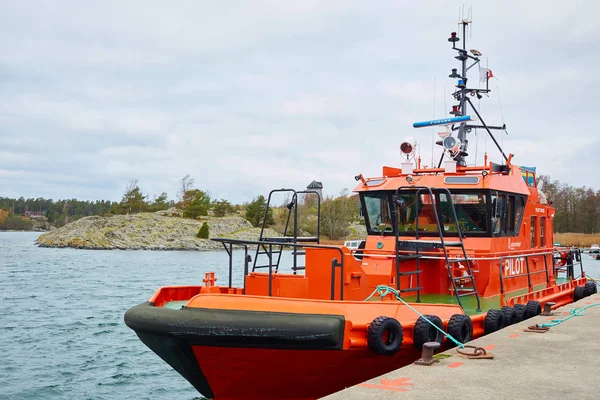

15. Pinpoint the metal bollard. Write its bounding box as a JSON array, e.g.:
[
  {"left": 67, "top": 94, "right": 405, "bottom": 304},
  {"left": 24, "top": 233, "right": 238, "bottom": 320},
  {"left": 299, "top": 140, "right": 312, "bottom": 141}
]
[
  {"left": 541, "top": 302, "right": 556, "bottom": 316},
  {"left": 414, "top": 342, "right": 441, "bottom": 366}
]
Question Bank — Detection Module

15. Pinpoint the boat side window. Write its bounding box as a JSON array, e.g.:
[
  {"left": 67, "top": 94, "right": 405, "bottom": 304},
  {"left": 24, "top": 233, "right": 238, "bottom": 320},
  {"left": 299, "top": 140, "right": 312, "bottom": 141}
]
[
  {"left": 513, "top": 196, "right": 525, "bottom": 235},
  {"left": 530, "top": 216, "right": 537, "bottom": 248},
  {"left": 491, "top": 192, "right": 525, "bottom": 237},
  {"left": 491, "top": 192, "right": 506, "bottom": 236},
  {"left": 362, "top": 192, "right": 394, "bottom": 234},
  {"left": 540, "top": 217, "right": 545, "bottom": 247}
]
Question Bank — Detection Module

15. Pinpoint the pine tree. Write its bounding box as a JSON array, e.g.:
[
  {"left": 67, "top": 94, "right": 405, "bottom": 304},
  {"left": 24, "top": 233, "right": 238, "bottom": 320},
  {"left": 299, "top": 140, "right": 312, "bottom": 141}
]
[{"left": 197, "top": 222, "right": 209, "bottom": 239}]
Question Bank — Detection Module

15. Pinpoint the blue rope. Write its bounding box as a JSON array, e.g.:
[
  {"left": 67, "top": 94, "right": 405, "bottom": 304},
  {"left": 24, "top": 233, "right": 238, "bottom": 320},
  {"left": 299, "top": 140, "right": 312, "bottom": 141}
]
[
  {"left": 365, "top": 285, "right": 465, "bottom": 349},
  {"left": 539, "top": 302, "right": 600, "bottom": 328}
]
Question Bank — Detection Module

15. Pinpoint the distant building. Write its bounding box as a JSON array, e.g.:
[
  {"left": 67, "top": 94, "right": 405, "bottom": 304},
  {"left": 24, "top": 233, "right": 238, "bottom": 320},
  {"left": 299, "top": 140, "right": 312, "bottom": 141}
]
[
  {"left": 306, "top": 180, "right": 323, "bottom": 201},
  {"left": 24, "top": 211, "right": 45, "bottom": 219}
]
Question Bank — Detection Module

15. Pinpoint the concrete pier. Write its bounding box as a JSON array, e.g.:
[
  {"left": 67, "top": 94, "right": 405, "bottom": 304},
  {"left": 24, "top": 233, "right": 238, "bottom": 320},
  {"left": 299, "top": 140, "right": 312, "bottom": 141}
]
[{"left": 323, "top": 295, "right": 600, "bottom": 399}]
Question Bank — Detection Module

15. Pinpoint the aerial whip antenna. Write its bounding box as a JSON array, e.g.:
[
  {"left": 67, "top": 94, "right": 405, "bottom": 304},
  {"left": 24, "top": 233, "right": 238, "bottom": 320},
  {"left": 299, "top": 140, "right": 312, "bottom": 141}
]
[{"left": 431, "top": 78, "right": 436, "bottom": 166}]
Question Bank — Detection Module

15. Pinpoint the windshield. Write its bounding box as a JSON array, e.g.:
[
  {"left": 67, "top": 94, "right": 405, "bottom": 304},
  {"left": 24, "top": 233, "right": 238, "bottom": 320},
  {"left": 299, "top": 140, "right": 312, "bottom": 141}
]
[
  {"left": 439, "top": 192, "right": 488, "bottom": 233},
  {"left": 361, "top": 190, "right": 491, "bottom": 236},
  {"left": 363, "top": 192, "right": 394, "bottom": 233}
]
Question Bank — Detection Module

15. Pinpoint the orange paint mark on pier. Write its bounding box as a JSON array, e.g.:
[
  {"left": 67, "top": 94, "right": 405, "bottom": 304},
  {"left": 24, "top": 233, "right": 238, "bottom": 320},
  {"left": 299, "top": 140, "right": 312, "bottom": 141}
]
[
  {"left": 358, "top": 377, "right": 413, "bottom": 392},
  {"left": 484, "top": 344, "right": 496, "bottom": 350},
  {"left": 448, "top": 362, "right": 463, "bottom": 368},
  {"left": 509, "top": 333, "right": 519, "bottom": 338}
]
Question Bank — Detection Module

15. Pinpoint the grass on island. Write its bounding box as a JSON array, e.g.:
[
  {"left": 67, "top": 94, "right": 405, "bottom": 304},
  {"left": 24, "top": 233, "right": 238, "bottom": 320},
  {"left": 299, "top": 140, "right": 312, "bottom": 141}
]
[{"left": 554, "top": 233, "right": 600, "bottom": 247}]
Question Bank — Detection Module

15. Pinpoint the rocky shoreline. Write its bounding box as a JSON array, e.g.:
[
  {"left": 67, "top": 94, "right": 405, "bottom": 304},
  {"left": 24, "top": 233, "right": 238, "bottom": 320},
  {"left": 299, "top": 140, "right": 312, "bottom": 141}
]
[{"left": 36, "top": 209, "right": 278, "bottom": 251}]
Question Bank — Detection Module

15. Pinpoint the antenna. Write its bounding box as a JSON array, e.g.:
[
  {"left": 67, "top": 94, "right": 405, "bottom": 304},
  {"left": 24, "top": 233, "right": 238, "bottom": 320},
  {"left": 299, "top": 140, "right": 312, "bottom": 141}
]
[{"left": 431, "top": 78, "right": 436, "bottom": 166}]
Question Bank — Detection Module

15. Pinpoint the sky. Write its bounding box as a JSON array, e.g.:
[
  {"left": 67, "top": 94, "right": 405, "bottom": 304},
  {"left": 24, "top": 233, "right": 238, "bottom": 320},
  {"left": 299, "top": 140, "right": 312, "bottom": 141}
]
[{"left": 1, "top": 1, "right": 599, "bottom": 205}]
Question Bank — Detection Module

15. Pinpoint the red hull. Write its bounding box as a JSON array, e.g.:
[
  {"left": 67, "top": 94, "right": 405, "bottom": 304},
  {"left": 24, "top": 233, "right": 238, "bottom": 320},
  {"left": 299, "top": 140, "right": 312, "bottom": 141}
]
[{"left": 193, "top": 346, "right": 421, "bottom": 400}]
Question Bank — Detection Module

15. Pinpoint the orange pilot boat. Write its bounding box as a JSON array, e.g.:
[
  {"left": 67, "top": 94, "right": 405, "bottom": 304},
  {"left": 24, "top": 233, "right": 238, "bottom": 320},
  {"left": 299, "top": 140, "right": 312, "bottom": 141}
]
[{"left": 124, "top": 19, "right": 597, "bottom": 400}]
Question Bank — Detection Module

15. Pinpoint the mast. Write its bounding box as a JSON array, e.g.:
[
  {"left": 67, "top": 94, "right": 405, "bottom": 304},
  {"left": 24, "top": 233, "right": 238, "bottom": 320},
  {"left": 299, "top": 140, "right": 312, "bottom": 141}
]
[{"left": 447, "top": 19, "right": 508, "bottom": 166}]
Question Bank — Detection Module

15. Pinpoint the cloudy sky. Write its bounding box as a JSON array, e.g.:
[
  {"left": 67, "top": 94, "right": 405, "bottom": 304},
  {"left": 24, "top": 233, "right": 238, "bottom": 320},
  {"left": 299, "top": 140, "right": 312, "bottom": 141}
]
[{"left": 1, "top": 1, "right": 598, "bottom": 204}]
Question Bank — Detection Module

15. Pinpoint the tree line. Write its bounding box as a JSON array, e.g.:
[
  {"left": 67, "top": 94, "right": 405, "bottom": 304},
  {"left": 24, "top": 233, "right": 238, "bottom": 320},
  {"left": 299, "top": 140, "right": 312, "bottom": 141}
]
[
  {"left": 2, "top": 175, "right": 596, "bottom": 236},
  {"left": 539, "top": 175, "right": 600, "bottom": 234}
]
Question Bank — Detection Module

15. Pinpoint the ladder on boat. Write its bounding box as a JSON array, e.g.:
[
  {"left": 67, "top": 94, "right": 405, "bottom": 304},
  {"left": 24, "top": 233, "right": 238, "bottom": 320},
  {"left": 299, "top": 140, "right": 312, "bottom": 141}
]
[
  {"left": 252, "top": 189, "right": 321, "bottom": 274},
  {"left": 393, "top": 186, "right": 481, "bottom": 311}
]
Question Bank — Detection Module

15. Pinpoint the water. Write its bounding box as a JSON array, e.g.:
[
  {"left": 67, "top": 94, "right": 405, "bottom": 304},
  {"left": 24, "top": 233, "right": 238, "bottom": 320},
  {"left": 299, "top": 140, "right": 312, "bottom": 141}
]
[
  {"left": 2, "top": 232, "right": 600, "bottom": 400},
  {"left": 0, "top": 232, "right": 246, "bottom": 400}
]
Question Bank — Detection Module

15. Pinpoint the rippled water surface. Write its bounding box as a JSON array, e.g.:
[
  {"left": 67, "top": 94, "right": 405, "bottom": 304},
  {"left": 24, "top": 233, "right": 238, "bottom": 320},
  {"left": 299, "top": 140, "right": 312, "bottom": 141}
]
[
  {"left": 2, "top": 232, "right": 600, "bottom": 400},
  {"left": 1, "top": 232, "right": 242, "bottom": 400}
]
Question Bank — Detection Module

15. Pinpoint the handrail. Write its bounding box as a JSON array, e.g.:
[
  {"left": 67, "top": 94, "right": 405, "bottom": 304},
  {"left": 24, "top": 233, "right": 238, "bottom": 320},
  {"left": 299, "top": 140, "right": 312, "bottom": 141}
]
[
  {"left": 212, "top": 238, "right": 345, "bottom": 300},
  {"left": 498, "top": 251, "right": 556, "bottom": 295}
]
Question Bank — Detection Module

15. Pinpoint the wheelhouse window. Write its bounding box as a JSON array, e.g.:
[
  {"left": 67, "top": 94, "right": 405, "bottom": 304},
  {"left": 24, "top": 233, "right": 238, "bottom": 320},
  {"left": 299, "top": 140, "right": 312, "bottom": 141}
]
[
  {"left": 396, "top": 192, "right": 441, "bottom": 234},
  {"left": 363, "top": 192, "right": 394, "bottom": 234},
  {"left": 491, "top": 192, "right": 526, "bottom": 236},
  {"left": 540, "top": 217, "right": 546, "bottom": 247},
  {"left": 439, "top": 192, "right": 487, "bottom": 233},
  {"left": 530, "top": 216, "right": 537, "bottom": 248}
]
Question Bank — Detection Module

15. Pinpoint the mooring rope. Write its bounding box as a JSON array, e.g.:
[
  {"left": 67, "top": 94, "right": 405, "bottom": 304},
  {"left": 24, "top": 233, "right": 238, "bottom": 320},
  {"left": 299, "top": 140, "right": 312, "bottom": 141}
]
[
  {"left": 539, "top": 302, "right": 600, "bottom": 328},
  {"left": 365, "top": 285, "right": 465, "bottom": 348}
]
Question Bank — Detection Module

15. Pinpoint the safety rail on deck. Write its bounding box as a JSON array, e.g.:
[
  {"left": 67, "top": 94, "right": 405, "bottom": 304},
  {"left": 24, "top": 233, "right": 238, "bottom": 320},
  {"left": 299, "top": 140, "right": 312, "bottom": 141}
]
[
  {"left": 211, "top": 238, "right": 346, "bottom": 300},
  {"left": 553, "top": 247, "right": 584, "bottom": 279},
  {"left": 498, "top": 248, "right": 584, "bottom": 295},
  {"left": 498, "top": 251, "right": 552, "bottom": 295}
]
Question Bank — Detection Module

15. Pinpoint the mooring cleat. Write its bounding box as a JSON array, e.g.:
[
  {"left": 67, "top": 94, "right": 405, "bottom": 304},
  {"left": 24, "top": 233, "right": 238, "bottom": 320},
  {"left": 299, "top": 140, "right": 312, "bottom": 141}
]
[
  {"left": 541, "top": 302, "right": 556, "bottom": 316},
  {"left": 414, "top": 342, "right": 441, "bottom": 366}
]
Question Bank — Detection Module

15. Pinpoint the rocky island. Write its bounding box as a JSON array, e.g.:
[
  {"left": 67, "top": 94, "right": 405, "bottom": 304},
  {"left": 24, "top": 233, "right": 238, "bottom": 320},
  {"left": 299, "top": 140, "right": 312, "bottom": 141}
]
[{"left": 36, "top": 208, "right": 278, "bottom": 251}]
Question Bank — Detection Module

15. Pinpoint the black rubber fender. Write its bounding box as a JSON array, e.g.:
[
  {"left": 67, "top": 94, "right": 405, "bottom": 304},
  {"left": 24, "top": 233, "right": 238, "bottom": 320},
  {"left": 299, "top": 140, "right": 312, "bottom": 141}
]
[
  {"left": 484, "top": 309, "right": 505, "bottom": 334},
  {"left": 367, "top": 316, "right": 403, "bottom": 356},
  {"left": 574, "top": 286, "right": 586, "bottom": 301},
  {"left": 447, "top": 314, "right": 472, "bottom": 345},
  {"left": 584, "top": 282, "right": 597, "bottom": 297},
  {"left": 525, "top": 300, "right": 542, "bottom": 319},
  {"left": 501, "top": 306, "right": 518, "bottom": 326},
  {"left": 513, "top": 304, "right": 527, "bottom": 322},
  {"left": 413, "top": 315, "right": 444, "bottom": 350}
]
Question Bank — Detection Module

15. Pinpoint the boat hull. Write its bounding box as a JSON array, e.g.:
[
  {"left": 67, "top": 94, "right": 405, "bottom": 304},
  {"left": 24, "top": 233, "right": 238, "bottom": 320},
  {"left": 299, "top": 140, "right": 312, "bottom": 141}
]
[{"left": 125, "top": 302, "right": 420, "bottom": 399}]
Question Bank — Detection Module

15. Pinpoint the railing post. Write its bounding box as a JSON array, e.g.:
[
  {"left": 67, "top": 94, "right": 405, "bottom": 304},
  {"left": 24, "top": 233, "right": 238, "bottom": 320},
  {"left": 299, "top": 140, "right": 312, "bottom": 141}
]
[
  {"left": 525, "top": 255, "right": 532, "bottom": 292},
  {"left": 331, "top": 258, "right": 338, "bottom": 300},
  {"left": 499, "top": 257, "right": 505, "bottom": 295},
  {"left": 228, "top": 242, "right": 233, "bottom": 288},
  {"left": 268, "top": 244, "right": 273, "bottom": 296},
  {"left": 542, "top": 253, "right": 549, "bottom": 284}
]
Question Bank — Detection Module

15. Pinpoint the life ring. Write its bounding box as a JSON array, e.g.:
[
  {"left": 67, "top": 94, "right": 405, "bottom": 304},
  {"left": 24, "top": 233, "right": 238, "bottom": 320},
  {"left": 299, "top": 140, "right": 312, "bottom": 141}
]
[
  {"left": 484, "top": 309, "right": 505, "bottom": 334},
  {"left": 525, "top": 300, "right": 541, "bottom": 319},
  {"left": 452, "top": 263, "right": 470, "bottom": 285},
  {"left": 413, "top": 315, "right": 444, "bottom": 350},
  {"left": 554, "top": 251, "right": 569, "bottom": 267},
  {"left": 367, "top": 316, "right": 403, "bottom": 356},
  {"left": 447, "top": 314, "right": 472, "bottom": 344}
]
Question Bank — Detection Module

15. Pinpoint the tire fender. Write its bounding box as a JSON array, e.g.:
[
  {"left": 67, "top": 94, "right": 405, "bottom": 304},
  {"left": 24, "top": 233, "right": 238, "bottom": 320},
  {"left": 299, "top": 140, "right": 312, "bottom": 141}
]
[
  {"left": 484, "top": 309, "right": 505, "bottom": 334},
  {"left": 447, "top": 314, "right": 473, "bottom": 345},
  {"left": 413, "top": 315, "right": 444, "bottom": 350},
  {"left": 367, "top": 316, "right": 403, "bottom": 356}
]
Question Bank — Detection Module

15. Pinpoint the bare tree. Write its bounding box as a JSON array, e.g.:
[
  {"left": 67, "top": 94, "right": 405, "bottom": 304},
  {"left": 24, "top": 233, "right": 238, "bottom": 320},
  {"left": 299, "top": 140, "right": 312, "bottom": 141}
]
[{"left": 178, "top": 175, "right": 195, "bottom": 201}]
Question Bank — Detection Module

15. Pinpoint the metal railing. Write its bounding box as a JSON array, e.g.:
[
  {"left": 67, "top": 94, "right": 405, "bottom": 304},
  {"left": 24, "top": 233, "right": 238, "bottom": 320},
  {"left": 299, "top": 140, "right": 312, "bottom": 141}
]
[
  {"left": 498, "top": 251, "right": 552, "bottom": 295},
  {"left": 212, "top": 238, "right": 345, "bottom": 300}
]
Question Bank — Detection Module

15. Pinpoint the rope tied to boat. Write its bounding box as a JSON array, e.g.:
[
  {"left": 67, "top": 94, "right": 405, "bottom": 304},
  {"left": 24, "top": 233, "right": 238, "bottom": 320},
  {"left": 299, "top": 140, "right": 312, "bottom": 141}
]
[
  {"left": 539, "top": 302, "right": 600, "bottom": 328},
  {"left": 365, "top": 285, "right": 466, "bottom": 349}
]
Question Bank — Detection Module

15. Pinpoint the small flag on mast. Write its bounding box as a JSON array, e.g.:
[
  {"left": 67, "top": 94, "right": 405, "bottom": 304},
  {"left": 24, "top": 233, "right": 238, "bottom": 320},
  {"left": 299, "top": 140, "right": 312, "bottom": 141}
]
[{"left": 479, "top": 67, "right": 498, "bottom": 82}]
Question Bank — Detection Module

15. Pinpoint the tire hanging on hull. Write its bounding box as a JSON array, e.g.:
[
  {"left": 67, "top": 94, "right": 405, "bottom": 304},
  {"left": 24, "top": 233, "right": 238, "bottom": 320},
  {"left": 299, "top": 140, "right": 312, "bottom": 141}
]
[{"left": 367, "top": 316, "right": 404, "bottom": 356}]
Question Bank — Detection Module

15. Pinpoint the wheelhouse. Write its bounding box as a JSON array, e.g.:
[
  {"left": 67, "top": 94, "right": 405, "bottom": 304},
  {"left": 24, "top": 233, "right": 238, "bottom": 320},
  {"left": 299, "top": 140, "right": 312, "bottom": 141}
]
[{"left": 360, "top": 189, "right": 527, "bottom": 238}]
